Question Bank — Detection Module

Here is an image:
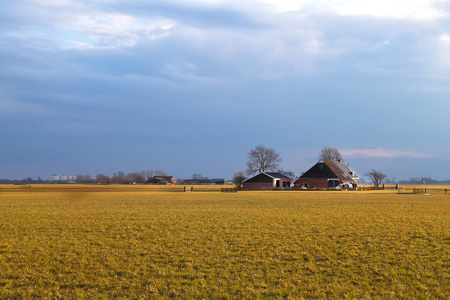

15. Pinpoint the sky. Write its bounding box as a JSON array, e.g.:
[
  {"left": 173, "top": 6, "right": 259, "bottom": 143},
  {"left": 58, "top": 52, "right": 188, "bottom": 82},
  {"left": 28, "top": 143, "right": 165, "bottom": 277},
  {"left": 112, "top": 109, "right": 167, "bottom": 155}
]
[{"left": 1, "top": 0, "right": 450, "bottom": 181}]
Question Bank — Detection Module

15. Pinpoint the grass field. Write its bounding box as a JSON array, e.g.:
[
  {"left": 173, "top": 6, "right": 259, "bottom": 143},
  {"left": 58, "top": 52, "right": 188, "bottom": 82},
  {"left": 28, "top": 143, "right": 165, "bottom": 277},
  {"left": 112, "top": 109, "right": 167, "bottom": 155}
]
[{"left": 0, "top": 185, "right": 448, "bottom": 298}]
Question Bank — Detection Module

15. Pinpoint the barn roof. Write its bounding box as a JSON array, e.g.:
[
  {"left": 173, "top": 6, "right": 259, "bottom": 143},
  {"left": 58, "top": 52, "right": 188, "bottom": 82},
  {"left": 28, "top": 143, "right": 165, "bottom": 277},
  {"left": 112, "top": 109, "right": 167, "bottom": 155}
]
[
  {"left": 264, "top": 172, "right": 291, "bottom": 179},
  {"left": 154, "top": 176, "right": 174, "bottom": 181},
  {"left": 243, "top": 172, "right": 291, "bottom": 183},
  {"left": 322, "top": 160, "right": 357, "bottom": 183},
  {"left": 297, "top": 160, "right": 358, "bottom": 183}
]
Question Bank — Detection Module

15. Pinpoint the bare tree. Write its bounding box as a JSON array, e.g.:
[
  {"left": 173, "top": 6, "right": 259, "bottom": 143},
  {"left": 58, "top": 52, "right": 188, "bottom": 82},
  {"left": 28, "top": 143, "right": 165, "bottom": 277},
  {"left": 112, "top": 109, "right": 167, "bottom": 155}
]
[
  {"left": 145, "top": 170, "right": 154, "bottom": 180},
  {"left": 246, "top": 145, "right": 282, "bottom": 175},
  {"left": 319, "top": 147, "right": 343, "bottom": 162},
  {"left": 118, "top": 171, "right": 131, "bottom": 184},
  {"left": 154, "top": 170, "right": 167, "bottom": 176},
  {"left": 127, "top": 172, "right": 146, "bottom": 183},
  {"left": 110, "top": 171, "right": 131, "bottom": 184},
  {"left": 232, "top": 172, "right": 246, "bottom": 188},
  {"left": 111, "top": 174, "right": 121, "bottom": 184},
  {"left": 95, "top": 174, "right": 111, "bottom": 185},
  {"left": 76, "top": 174, "right": 93, "bottom": 184},
  {"left": 366, "top": 169, "right": 387, "bottom": 188},
  {"left": 192, "top": 174, "right": 207, "bottom": 180}
]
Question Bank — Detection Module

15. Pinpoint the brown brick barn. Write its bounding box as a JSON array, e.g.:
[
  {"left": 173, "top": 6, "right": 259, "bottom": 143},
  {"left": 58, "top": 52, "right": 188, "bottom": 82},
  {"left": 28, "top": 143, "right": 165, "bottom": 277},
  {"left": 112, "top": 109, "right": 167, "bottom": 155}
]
[{"left": 242, "top": 172, "right": 291, "bottom": 190}]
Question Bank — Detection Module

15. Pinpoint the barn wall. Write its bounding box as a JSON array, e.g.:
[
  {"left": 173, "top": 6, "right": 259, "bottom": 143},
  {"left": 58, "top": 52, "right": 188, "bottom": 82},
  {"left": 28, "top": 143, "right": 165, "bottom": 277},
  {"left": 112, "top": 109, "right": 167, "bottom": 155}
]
[
  {"left": 294, "top": 178, "right": 329, "bottom": 188},
  {"left": 243, "top": 180, "right": 291, "bottom": 189},
  {"left": 279, "top": 179, "right": 291, "bottom": 188},
  {"left": 242, "top": 182, "right": 274, "bottom": 189}
]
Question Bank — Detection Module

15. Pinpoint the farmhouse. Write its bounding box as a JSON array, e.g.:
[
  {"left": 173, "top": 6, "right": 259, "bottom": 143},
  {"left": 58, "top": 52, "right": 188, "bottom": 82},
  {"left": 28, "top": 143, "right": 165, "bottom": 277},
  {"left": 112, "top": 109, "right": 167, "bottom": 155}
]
[
  {"left": 294, "top": 159, "right": 358, "bottom": 189},
  {"left": 242, "top": 172, "right": 291, "bottom": 189}
]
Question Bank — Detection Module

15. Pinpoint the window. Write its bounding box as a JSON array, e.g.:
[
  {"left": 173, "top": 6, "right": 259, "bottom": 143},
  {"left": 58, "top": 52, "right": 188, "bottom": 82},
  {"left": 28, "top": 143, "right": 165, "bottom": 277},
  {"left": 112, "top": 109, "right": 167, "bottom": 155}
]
[{"left": 328, "top": 179, "right": 339, "bottom": 188}]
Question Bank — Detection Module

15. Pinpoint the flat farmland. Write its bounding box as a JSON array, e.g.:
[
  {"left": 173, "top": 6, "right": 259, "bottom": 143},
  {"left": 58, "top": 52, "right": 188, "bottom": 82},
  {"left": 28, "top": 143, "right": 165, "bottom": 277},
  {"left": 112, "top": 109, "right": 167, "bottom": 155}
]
[{"left": 0, "top": 186, "right": 448, "bottom": 299}]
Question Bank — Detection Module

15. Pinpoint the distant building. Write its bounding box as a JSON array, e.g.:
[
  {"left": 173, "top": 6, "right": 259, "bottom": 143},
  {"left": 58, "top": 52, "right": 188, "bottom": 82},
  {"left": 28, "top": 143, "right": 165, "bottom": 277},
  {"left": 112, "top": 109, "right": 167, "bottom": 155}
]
[
  {"left": 179, "top": 178, "right": 227, "bottom": 185},
  {"left": 51, "top": 174, "right": 77, "bottom": 182},
  {"left": 146, "top": 176, "right": 176, "bottom": 185},
  {"left": 211, "top": 178, "right": 227, "bottom": 185},
  {"left": 294, "top": 159, "right": 359, "bottom": 189},
  {"left": 242, "top": 172, "right": 291, "bottom": 189}
]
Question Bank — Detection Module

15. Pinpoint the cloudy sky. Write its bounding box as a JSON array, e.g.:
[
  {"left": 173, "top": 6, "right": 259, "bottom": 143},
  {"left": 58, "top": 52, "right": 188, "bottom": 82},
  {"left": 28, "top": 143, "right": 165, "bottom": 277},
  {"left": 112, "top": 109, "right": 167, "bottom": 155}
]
[{"left": 1, "top": 0, "right": 450, "bottom": 181}]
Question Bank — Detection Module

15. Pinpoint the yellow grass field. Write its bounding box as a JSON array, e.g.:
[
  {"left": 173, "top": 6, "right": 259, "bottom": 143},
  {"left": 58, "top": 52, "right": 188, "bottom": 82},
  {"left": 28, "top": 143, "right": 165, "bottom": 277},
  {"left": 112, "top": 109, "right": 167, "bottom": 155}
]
[{"left": 0, "top": 185, "right": 448, "bottom": 298}]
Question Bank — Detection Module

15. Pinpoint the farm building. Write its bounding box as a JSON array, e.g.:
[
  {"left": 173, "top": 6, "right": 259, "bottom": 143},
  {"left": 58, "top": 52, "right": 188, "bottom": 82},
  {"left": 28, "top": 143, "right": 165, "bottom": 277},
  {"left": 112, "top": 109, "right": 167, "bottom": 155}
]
[
  {"left": 180, "top": 178, "right": 227, "bottom": 185},
  {"left": 294, "top": 159, "right": 358, "bottom": 189},
  {"left": 146, "top": 176, "right": 175, "bottom": 185},
  {"left": 242, "top": 172, "right": 291, "bottom": 189}
]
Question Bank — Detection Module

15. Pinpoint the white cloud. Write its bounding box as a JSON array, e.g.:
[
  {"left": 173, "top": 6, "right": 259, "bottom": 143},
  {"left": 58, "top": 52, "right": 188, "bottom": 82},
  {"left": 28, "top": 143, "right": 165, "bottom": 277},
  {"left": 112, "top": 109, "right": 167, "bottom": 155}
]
[
  {"left": 434, "top": 33, "right": 450, "bottom": 68},
  {"left": 439, "top": 33, "right": 450, "bottom": 44},
  {"left": 161, "top": 62, "right": 227, "bottom": 85},
  {"left": 66, "top": 13, "right": 175, "bottom": 49},
  {"left": 341, "top": 148, "right": 436, "bottom": 158},
  {"left": 258, "top": 0, "right": 304, "bottom": 12},
  {"left": 330, "top": 0, "right": 446, "bottom": 20},
  {"left": 65, "top": 40, "right": 96, "bottom": 50},
  {"left": 254, "top": 0, "right": 446, "bottom": 20},
  {"left": 14, "top": 9, "right": 176, "bottom": 50},
  {"left": 34, "top": 0, "right": 73, "bottom": 6}
]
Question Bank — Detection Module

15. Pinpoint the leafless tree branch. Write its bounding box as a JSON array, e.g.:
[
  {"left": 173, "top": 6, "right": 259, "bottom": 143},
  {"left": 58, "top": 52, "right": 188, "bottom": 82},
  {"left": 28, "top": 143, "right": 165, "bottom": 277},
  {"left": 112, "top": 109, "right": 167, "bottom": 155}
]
[
  {"left": 366, "top": 169, "right": 387, "bottom": 188},
  {"left": 246, "top": 145, "right": 282, "bottom": 175}
]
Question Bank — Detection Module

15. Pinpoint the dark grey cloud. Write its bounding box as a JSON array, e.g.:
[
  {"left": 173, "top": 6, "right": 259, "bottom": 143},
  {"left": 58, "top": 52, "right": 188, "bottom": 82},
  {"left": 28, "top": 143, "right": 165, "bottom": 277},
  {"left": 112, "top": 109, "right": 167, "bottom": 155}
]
[{"left": 1, "top": 0, "right": 450, "bottom": 180}]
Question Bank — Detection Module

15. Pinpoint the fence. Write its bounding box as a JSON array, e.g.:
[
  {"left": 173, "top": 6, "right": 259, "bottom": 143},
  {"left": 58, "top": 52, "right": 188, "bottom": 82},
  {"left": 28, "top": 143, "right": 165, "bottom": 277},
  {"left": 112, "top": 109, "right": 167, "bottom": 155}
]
[
  {"left": 358, "top": 185, "right": 399, "bottom": 191},
  {"left": 397, "top": 187, "right": 449, "bottom": 194},
  {"left": 291, "top": 187, "right": 343, "bottom": 191},
  {"left": 241, "top": 185, "right": 449, "bottom": 194},
  {"left": 221, "top": 188, "right": 238, "bottom": 192},
  {"left": 238, "top": 187, "right": 290, "bottom": 191}
]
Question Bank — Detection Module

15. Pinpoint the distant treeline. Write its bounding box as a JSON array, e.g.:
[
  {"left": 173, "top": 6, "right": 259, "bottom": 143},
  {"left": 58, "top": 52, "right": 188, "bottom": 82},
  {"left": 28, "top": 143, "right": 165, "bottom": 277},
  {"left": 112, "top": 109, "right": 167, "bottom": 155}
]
[
  {"left": 0, "top": 177, "right": 47, "bottom": 184},
  {"left": 0, "top": 170, "right": 169, "bottom": 184},
  {"left": 77, "top": 170, "right": 169, "bottom": 184},
  {"left": 384, "top": 177, "right": 450, "bottom": 185}
]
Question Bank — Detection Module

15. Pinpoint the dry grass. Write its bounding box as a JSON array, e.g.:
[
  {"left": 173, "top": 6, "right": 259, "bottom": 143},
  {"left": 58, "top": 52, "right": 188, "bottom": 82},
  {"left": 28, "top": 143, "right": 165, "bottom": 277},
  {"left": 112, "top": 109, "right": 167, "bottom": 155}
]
[{"left": 0, "top": 187, "right": 448, "bottom": 298}]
